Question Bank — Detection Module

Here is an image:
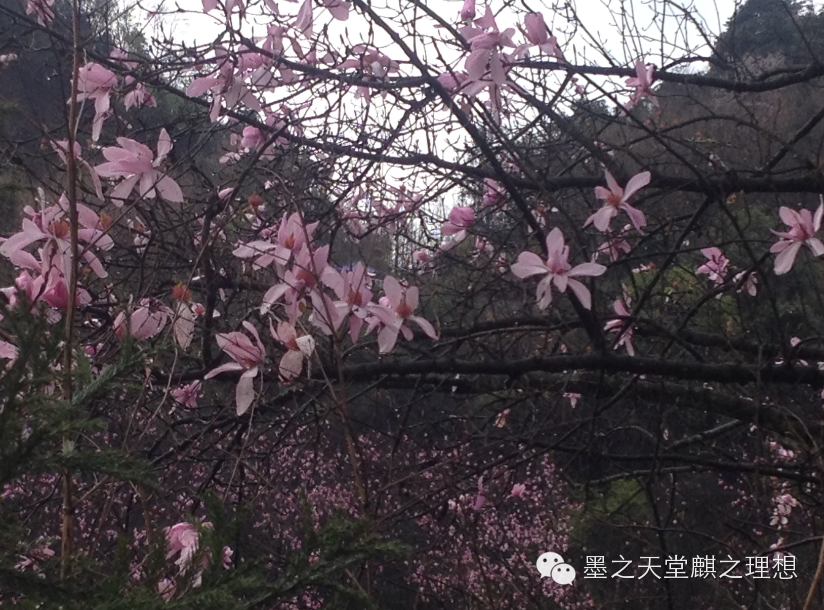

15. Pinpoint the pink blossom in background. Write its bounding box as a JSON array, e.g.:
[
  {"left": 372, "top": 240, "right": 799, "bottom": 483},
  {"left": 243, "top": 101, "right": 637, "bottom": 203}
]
[
  {"left": 696, "top": 247, "right": 730, "bottom": 286},
  {"left": 114, "top": 299, "right": 173, "bottom": 341},
  {"left": 123, "top": 79, "right": 157, "bottom": 110},
  {"left": 441, "top": 205, "right": 475, "bottom": 248},
  {"left": 25, "top": 0, "right": 54, "bottom": 24},
  {"left": 604, "top": 298, "right": 635, "bottom": 356},
  {"left": 510, "top": 227, "right": 606, "bottom": 310},
  {"left": 625, "top": 59, "right": 657, "bottom": 108},
  {"left": 171, "top": 380, "right": 202, "bottom": 409},
  {"left": 770, "top": 202, "right": 824, "bottom": 274},
  {"left": 735, "top": 270, "right": 758, "bottom": 296},
  {"left": 595, "top": 224, "right": 633, "bottom": 262},
  {"left": 459, "top": 0, "right": 475, "bottom": 21},
  {"left": 511, "top": 483, "right": 526, "bottom": 498},
  {"left": 585, "top": 170, "right": 651, "bottom": 232},
  {"left": 464, "top": 6, "right": 517, "bottom": 86},
  {"left": 73, "top": 63, "right": 118, "bottom": 141},
  {"left": 523, "top": 12, "right": 563, "bottom": 59}
]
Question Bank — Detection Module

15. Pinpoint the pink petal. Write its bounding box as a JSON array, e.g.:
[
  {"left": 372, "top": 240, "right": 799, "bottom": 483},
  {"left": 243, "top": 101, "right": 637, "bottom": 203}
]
[
  {"left": 382, "top": 276, "right": 403, "bottom": 307},
  {"left": 235, "top": 368, "right": 258, "bottom": 415},
  {"left": 621, "top": 171, "right": 651, "bottom": 201},
  {"left": 621, "top": 202, "right": 647, "bottom": 231},
  {"left": 567, "top": 278, "right": 593, "bottom": 309},
  {"left": 377, "top": 324, "right": 400, "bottom": 353},
  {"left": 774, "top": 241, "right": 802, "bottom": 275},
  {"left": 410, "top": 316, "right": 438, "bottom": 340},
  {"left": 511, "top": 251, "right": 547, "bottom": 278}
]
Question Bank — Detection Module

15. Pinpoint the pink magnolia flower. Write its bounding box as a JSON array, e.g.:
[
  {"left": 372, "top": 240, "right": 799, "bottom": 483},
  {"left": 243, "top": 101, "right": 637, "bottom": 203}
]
[
  {"left": 270, "top": 320, "right": 315, "bottom": 382},
  {"left": 233, "top": 212, "right": 318, "bottom": 269},
  {"left": 770, "top": 203, "right": 824, "bottom": 275},
  {"left": 321, "top": 0, "right": 350, "bottom": 21},
  {"left": 171, "top": 380, "right": 202, "bottom": 408},
  {"left": 124, "top": 80, "right": 157, "bottom": 110},
  {"left": 186, "top": 48, "right": 263, "bottom": 122},
  {"left": 596, "top": 225, "right": 633, "bottom": 262},
  {"left": 464, "top": 6, "right": 517, "bottom": 86},
  {"left": 73, "top": 63, "right": 118, "bottom": 141},
  {"left": 511, "top": 483, "right": 526, "bottom": 498},
  {"left": 625, "top": 59, "right": 657, "bottom": 108},
  {"left": 204, "top": 321, "right": 266, "bottom": 415},
  {"left": 523, "top": 12, "right": 563, "bottom": 59},
  {"left": 114, "top": 299, "right": 173, "bottom": 341},
  {"left": 510, "top": 228, "right": 606, "bottom": 310},
  {"left": 459, "top": 0, "right": 475, "bottom": 21},
  {"left": 441, "top": 206, "right": 475, "bottom": 249},
  {"left": 294, "top": 0, "right": 314, "bottom": 36},
  {"left": 604, "top": 298, "right": 635, "bottom": 356},
  {"left": 26, "top": 0, "right": 55, "bottom": 24},
  {"left": 366, "top": 276, "right": 439, "bottom": 354},
  {"left": 585, "top": 170, "right": 651, "bottom": 232},
  {"left": 734, "top": 270, "right": 758, "bottom": 296},
  {"left": 0, "top": 196, "right": 112, "bottom": 280},
  {"left": 696, "top": 247, "right": 729, "bottom": 286},
  {"left": 482, "top": 178, "right": 507, "bottom": 209},
  {"left": 260, "top": 245, "right": 332, "bottom": 323},
  {"left": 164, "top": 522, "right": 232, "bottom": 590},
  {"left": 316, "top": 262, "right": 374, "bottom": 342},
  {"left": 95, "top": 129, "right": 184, "bottom": 205}
]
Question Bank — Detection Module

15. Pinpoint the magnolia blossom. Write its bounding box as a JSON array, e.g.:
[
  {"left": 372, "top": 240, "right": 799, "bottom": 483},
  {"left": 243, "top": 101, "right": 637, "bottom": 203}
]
[
  {"left": 770, "top": 203, "right": 824, "bottom": 275},
  {"left": 204, "top": 321, "right": 266, "bottom": 415},
  {"left": 233, "top": 212, "right": 318, "bottom": 269},
  {"left": 0, "top": 196, "right": 112, "bottom": 280},
  {"left": 696, "top": 247, "right": 729, "bottom": 286},
  {"left": 625, "top": 59, "right": 657, "bottom": 108},
  {"left": 124, "top": 79, "right": 157, "bottom": 110},
  {"left": 459, "top": 0, "right": 475, "bottom": 21},
  {"left": 523, "top": 12, "right": 563, "bottom": 59},
  {"left": 441, "top": 206, "right": 475, "bottom": 248},
  {"left": 595, "top": 225, "right": 633, "bottom": 262},
  {"left": 585, "top": 170, "right": 651, "bottom": 232},
  {"left": 315, "top": 262, "right": 374, "bottom": 342},
  {"left": 165, "top": 522, "right": 232, "bottom": 590},
  {"left": 734, "top": 270, "right": 758, "bottom": 296},
  {"left": 464, "top": 6, "right": 517, "bottom": 86},
  {"left": 171, "top": 381, "right": 202, "bottom": 408},
  {"left": 510, "top": 228, "right": 606, "bottom": 310},
  {"left": 95, "top": 129, "right": 184, "bottom": 204},
  {"left": 511, "top": 483, "right": 526, "bottom": 498},
  {"left": 73, "top": 63, "right": 118, "bottom": 141},
  {"left": 366, "top": 276, "right": 439, "bottom": 354},
  {"left": 26, "top": 0, "right": 54, "bottom": 24},
  {"left": 482, "top": 179, "right": 507, "bottom": 209},
  {"left": 604, "top": 298, "right": 635, "bottom": 356},
  {"left": 114, "top": 299, "right": 173, "bottom": 341},
  {"left": 270, "top": 320, "right": 315, "bottom": 382}
]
